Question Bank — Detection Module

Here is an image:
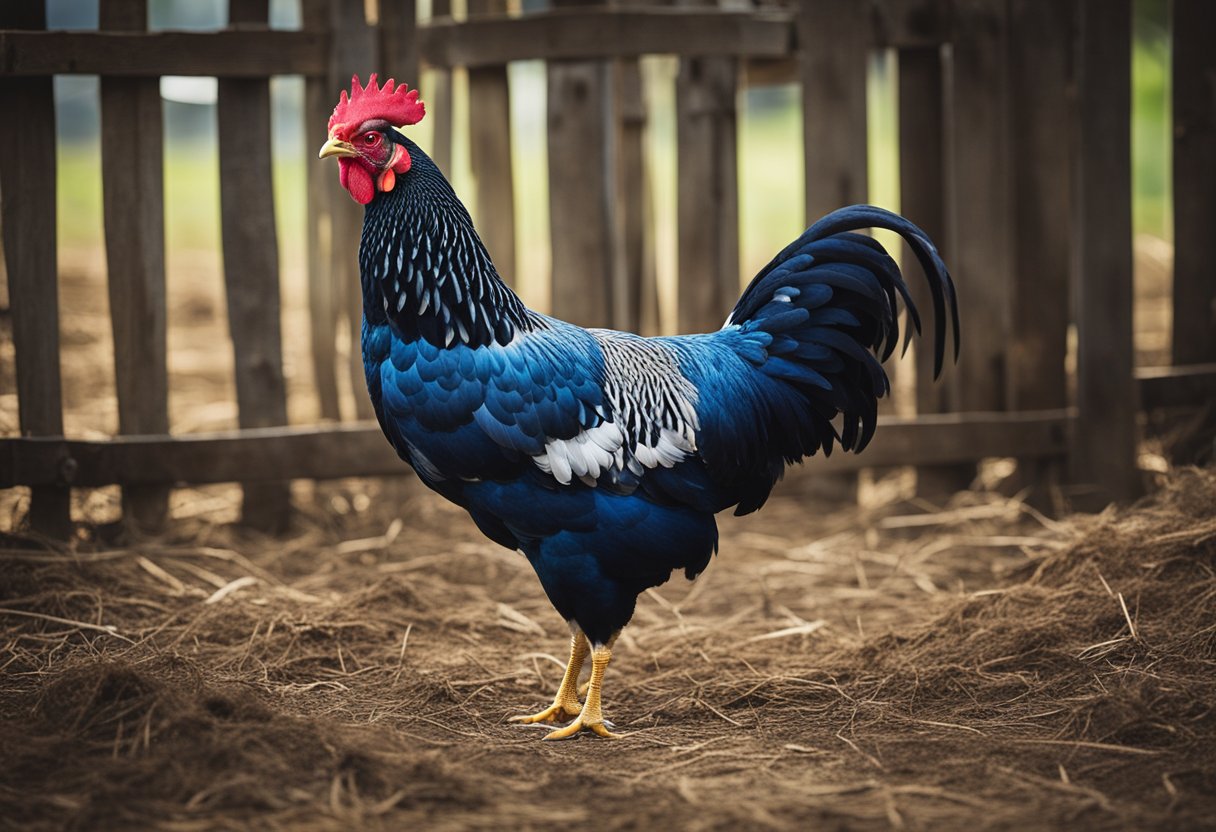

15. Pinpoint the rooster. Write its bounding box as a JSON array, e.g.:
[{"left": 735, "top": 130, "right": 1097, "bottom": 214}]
[{"left": 320, "top": 76, "right": 958, "bottom": 739}]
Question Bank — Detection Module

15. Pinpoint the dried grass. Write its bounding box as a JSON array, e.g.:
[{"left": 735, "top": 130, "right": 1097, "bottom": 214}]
[{"left": 1, "top": 469, "right": 1214, "bottom": 830}]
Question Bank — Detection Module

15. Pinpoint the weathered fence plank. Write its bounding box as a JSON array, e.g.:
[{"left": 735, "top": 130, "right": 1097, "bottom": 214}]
[
  {"left": 1171, "top": 0, "right": 1216, "bottom": 366},
  {"left": 548, "top": 0, "right": 615, "bottom": 327},
  {"left": 327, "top": 0, "right": 377, "bottom": 420},
  {"left": 100, "top": 0, "right": 170, "bottom": 531},
  {"left": 379, "top": 0, "right": 419, "bottom": 84},
  {"left": 899, "top": 45, "right": 972, "bottom": 495},
  {"left": 467, "top": 0, "right": 516, "bottom": 286},
  {"left": 1005, "top": 0, "right": 1072, "bottom": 502},
  {"left": 1, "top": 412, "right": 1073, "bottom": 489},
  {"left": 947, "top": 0, "right": 1010, "bottom": 415},
  {"left": 0, "top": 30, "right": 328, "bottom": 77},
  {"left": 615, "top": 52, "right": 654, "bottom": 333},
  {"left": 1071, "top": 0, "right": 1139, "bottom": 502},
  {"left": 676, "top": 0, "right": 740, "bottom": 334},
  {"left": 302, "top": 0, "right": 341, "bottom": 422},
  {"left": 425, "top": 0, "right": 454, "bottom": 176},
  {"left": 218, "top": 0, "right": 291, "bottom": 531},
  {"left": 0, "top": 2, "right": 70, "bottom": 537}
]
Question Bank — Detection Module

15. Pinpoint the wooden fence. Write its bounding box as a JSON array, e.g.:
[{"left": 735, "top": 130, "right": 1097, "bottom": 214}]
[{"left": 1, "top": 0, "right": 1214, "bottom": 536}]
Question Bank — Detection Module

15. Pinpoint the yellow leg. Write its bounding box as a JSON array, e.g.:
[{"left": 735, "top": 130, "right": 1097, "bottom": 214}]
[
  {"left": 544, "top": 638, "right": 620, "bottom": 740},
  {"left": 509, "top": 631, "right": 589, "bottom": 724}
]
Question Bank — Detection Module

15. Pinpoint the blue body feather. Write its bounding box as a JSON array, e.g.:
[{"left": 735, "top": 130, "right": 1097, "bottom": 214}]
[{"left": 355, "top": 137, "right": 958, "bottom": 643}]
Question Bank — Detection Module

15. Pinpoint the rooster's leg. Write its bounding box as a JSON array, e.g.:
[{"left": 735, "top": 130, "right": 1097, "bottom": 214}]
[
  {"left": 509, "top": 629, "right": 589, "bottom": 725},
  {"left": 543, "top": 635, "right": 620, "bottom": 740}
]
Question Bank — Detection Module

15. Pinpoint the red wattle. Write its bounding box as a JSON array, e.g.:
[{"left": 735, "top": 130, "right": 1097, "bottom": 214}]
[{"left": 339, "top": 158, "right": 375, "bottom": 205}]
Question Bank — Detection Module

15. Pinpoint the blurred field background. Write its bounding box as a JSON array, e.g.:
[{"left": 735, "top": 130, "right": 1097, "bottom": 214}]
[{"left": 13, "top": 0, "right": 1173, "bottom": 448}]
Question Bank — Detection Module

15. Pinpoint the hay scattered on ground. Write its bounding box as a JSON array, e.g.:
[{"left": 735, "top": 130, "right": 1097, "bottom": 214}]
[{"left": 1, "top": 470, "right": 1214, "bottom": 830}]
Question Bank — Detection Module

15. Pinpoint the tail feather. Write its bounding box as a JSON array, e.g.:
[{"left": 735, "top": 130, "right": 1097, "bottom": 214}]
[{"left": 726, "top": 204, "right": 959, "bottom": 459}]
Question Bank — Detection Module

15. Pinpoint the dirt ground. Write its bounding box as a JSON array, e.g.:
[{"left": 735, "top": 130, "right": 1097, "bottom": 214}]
[
  {"left": 2, "top": 242, "right": 1213, "bottom": 830},
  {"left": 2, "top": 468, "right": 1215, "bottom": 831}
]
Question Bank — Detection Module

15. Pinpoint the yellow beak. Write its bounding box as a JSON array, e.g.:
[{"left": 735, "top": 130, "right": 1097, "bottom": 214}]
[{"left": 318, "top": 136, "right": 358, "bottom": 160}]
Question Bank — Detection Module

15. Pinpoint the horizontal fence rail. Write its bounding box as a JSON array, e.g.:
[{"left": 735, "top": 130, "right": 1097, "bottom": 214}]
[{"left": 0, "top": 412, "right": 1072, "bottom": 489}]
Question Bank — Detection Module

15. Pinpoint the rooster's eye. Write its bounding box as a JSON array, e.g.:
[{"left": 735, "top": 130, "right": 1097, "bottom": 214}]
[{"left": 363, "top": 132, "right": 380, "bottom": 145}]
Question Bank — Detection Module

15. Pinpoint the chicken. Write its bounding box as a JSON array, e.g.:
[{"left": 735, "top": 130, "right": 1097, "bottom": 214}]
[{"left": 320, "top": 76, "right": 959, "bottom": 739}]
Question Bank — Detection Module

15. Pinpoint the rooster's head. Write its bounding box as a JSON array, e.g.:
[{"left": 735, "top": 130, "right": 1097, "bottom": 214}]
[{"left": 319, "top": 74, "right": 426, "bottom": 205}]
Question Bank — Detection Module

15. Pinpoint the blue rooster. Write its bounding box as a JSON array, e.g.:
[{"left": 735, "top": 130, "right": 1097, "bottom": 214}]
[{"left": 320, "top": 76, "right": 958, "bottom": 739}]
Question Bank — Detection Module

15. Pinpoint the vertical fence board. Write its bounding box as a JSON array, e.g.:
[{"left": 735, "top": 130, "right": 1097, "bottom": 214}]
[
  {"left": 328, "top": 0, "right": 377, "bottom": 420},
  {"left": 548, "top": 0, "right": 615, "bottom": 327},
  {"left": 427, "top": 0, "right": 454, "bottom": 176},
  {"left": 615, "top": 54, "right": 654, "bottom": 334},
  {"left": 899, "top": 45, "right": 972, "bottom": 495},
  {"left": 675, "top": 4, "right": 739, "bottom": 335},
  {"left": 1171, "top": 0, "right": 1216, "bottom": 366},
  {"left": 947, "top": 0, "right": 1010, "bottom": 414},
  {"left": 379, "top": 0, "right": 418, "bottom": 84},
  {"left": 100, "top": 0, "right": 170, "bottom": 531},
  {"left": 0, "top": 2, "right": 71, "bottom": 537},
  {"left": 797, "top": 0, "right": 867, "bottom": 501},
  {"left": 218, "top": 0, "right": 291, "bottom": 530},
  {"left": 467, "top": 0, "right": 516, "bottom": 286},
  {"left": 1004, "top": 0, "right": 1072, "bottom": 504},
  {"left": 302, "top": 0, "right": 341, "bottom": 421},
  {"left": 799, "top": 0, "right": 868, "bottom": 220},
  {"left": 1072, "top": 0, "right": 1139, "bottom": 502}
]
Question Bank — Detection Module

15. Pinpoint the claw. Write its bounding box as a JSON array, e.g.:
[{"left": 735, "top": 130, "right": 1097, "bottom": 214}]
[
  {"left": 543, "top": 718, "right": 620, "bottom": 740},
  {"left": 509, "top": 702, "right": 581, "bottom": 725}
]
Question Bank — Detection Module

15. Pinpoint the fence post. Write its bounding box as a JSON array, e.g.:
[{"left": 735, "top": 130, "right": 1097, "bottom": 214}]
[
  {"left": 548, "top": 0, "right": 617, "bottom": 327},
  {"left": 898, "top": 45, "right": 973, "bottom": 496},
  {"left": 100, "top": 0, "right": 171, "bottom": 533},
  {"left": 302, "top": 0, "right": 341, "bottom": 422},
  {"left": 218, "top": 0, "right": 292, "bottom": 531},
  {"left": 797, "top": 0, "right": 867, "bottom": 501},
  {"left": 1171, "top": 0, "right": 1216, "bottom": 366},
  {"left": 426, "top": 0, "right": 454, "bottom": 177},
  {"left": 1071, "top": 0, "right": 1139, "bottom": 503},
  {"left": 467, "top": 0, "right": 517, "bottom": 286},
  {"left": 0, "top": 1, "right": 71, "bottom": 538},
  {"left": 1005, "top": 0, "right": 1072, "bottom": 505},
  {"left": 328, "top": 0, "right": 378, "bottom": 420},
  {"left": 615, "top": 46, "right": 656, "bottom": 335}
]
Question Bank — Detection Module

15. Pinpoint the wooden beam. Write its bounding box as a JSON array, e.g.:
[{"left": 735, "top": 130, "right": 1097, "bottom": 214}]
[
  {"left": 1071, "top": 0, "right": 1139, "bottom": 502},
  {"left": 302, "top": 0, "right": 341, "bottom": 422},
  {"left": 0, "top": 411, "right": 1074, "bottom": 489},
  {"left": 675, "top": 0, "right": 739, "bottom": 334},
  {"left": 327, "top": 0, "right": 378, "bottom": 420},
  {"left": 467, "top": 0, "right": 516, "bottom": 287},
  {"left": 100, "top": 0, "right": 170, "bottom": 531},
  {"left": 0, "top": 2, "right": 70, "bottom": 537},
  {"left": 218, "top": 0, "right": 292, "bottom": 531},
  {"left": 1136, "top": 363, "right": 1216, "bottom": 411},
  {"left": 423, "top": 0, "right": 453, "bottom": 176},
  {"left": 1171, "top": 0, "right": 1216, "bottom": 365},
  {"left": 946, "top": 0, "right": 1011, "bottom": 413},
  {"left": 419, "top": 8, "right": 792, "bottom": 69},
  {"left": 0, "top": 29, "right": 329, "bottom": 77},
  {"left": 379, "top": 0, "right": 419, "bottom": 83},
  {"left": 547, "top": 0, "right": 616, "bottom": 328}
]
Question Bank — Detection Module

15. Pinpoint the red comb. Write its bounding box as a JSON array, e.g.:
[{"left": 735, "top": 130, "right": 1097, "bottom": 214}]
[{"left": 328, "top": 74, "right": 425, "bottom": 134}]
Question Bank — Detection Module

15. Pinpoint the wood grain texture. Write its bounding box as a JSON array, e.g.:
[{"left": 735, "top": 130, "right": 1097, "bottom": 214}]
[
  {"left": 898, "top": 45, "right": 972, "bottom": 495},
  {"left": 1171, "top": 0, "right": 1216, "bottom": 366},
  {"left": 1, "top": 411, "right": 1073, "bottom": 489},
  {"left": 301, "top": 0, "right": 340, "bottom": 422},
  {"left": 548, "top": 0, "right": 616, "bottom": 329},
  {"left": 218, "top": 0, "right": 291, "bottom": 530},
  {"left": 327, "top": 0, "right": 377, "bottom": 420},
  {"left": 945, "top": 0, "right": 1011, "bottom": 413},
  {"left": 615, "top": 55, "right": 655, "bottom": 334},
  {"left": 0, "top": 1, "right": 70, "bottom": 536},
  {"left": 467, "top": 0, "right": 516, "bottom": 287},
  {"left": 423, "top": 0, "right": 454, "bottom": 176},
  {"left": 675, "top": 41, "right": 739, "bottom": 333},
  {"left": 100, "top": 0, "right": 170, "bottom": 531},
  {"left": 419, "top": 7, "right": 792, "bottom": 68},
  {"left": 1071, "top": 0, "right": 1139, "bottom": 502},
  {"left": 0, "top": 29, "right": 328, "bottom": 77},
  {"left": 798, "top": 0, "right": 868, "bottom": 220},
  {"left": 379, "top": 0, "right": 419, "bottom": 84}
]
